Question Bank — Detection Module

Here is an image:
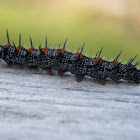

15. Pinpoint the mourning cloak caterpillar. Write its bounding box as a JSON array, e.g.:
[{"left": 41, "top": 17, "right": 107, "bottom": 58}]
[{"left": 0, "top": 30, "right": 139, "bottom": 85}]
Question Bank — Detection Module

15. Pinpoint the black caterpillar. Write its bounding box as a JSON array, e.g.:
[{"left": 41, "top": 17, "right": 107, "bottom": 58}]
[{"left": 0, "top": 30, "right": 139, "bottom": 85}]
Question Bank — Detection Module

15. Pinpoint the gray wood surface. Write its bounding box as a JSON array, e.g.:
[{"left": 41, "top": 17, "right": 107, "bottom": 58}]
[{"left": 0, "top": 63, "right": 140, "bottom": 140}]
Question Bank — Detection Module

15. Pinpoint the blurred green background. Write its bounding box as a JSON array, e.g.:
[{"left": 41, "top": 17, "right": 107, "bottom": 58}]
[{"left": 0, "top": 0, "right": 140, "bottom": 66}]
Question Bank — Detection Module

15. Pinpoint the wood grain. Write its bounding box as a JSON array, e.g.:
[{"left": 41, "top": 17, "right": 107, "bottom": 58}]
[{"left": 0, "top": 62, "right": 140, "bottom": 140}]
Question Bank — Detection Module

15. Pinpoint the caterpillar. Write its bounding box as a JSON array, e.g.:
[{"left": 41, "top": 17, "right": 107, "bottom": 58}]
[{"left": 0, "top": 30, "right": 139, "bottom": 85}]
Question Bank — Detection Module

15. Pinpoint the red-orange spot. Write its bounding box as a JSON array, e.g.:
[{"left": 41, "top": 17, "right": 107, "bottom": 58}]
[
  {"left": 99, "top": 78, "right": 106, "bottom": 85},
  {"left": 58, "top": 70, "right": 65, "bottom": 77},
  {"left": 56, "top": 49, "right": 61, "bottom": 53},
  {"left": 41, "top": 48, "right": 47, "bottom": 52},
  {"left": 16, "top": 46, "right": 22, "bottom": 51},
  {"left": 4, "top": 43, "right": 10, "bottom": 48},
  {"left": 56, "top": 49, "right": 66, "bottom": 55},
  {"left": 92, "top": 57, "right": 102, "bottom": 63},
  {"left": 61, "top": 49, "right": 66, "bottom": 55},
  {"left": 110, "top": 61, "right": 119, "bottom": 66},
  {"left": 45, "top": 68, "right": 52, "bottom": 75},
  {"left": 73, "top": 53, "right": 84, "bottom": 59},
  {"left": 75, "top": 74, "right": 83, "bottom": 82},
  {"left": 27, "top": 48, "right": 34, "bottom": 52}
]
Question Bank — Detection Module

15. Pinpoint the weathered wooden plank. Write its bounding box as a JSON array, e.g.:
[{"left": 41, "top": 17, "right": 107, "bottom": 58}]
[{"left": 0, "top": 63, "right": 140, "bottom": 140}]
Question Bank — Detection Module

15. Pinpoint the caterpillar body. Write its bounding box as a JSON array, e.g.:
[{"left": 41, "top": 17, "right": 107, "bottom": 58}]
[{"left": 0, "top": 30, "right": 139, "bottom": 85}]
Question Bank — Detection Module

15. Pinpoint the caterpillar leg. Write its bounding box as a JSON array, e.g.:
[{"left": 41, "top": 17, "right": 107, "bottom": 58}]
[
  {"left": 75, "top": 74, "right": 83, "bottom": 82},
  {"left": 58, "top": 70, "right": 65, "bottom": 77},
  {"left": 7, "top": 62, "right": 13, "bottom": 67},
  {"left": 99, "top": 78, "right": 106, "bottom": 85},
  {"left": 45, "top": 68, "right": 52, "bottom": 75}
]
